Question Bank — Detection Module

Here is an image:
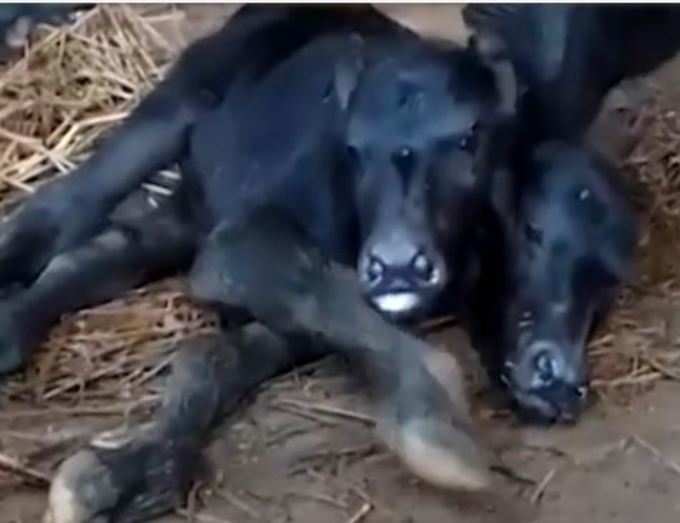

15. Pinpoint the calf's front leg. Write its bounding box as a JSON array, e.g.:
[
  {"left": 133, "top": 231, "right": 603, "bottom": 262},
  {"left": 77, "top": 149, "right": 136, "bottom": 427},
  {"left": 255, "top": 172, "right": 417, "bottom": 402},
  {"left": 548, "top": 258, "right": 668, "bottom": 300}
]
[
  {"left": 189, "top": 209, "right": 492, "bottom": 491},
  {"left": 45, "top": 325, "right": 329, "bottom": 523}
]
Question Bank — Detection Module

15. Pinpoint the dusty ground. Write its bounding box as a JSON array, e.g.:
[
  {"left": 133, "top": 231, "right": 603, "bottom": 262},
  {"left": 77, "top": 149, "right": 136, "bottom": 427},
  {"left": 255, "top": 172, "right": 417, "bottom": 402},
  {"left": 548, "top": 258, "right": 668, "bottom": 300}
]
[
  {"left": 1, "top": 5, "right": 680, "bottom": 523},
  {"left": 3, "top": 334, "right": 680, "bottom": 523}
]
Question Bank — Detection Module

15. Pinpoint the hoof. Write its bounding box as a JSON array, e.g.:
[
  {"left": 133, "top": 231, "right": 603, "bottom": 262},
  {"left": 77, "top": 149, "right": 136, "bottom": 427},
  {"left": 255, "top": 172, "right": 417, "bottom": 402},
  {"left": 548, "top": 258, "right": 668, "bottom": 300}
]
[
  {"left": 379, "top": 417, "right": 492, "bottom": 491},
  {"left": 44, "top": 450, "right": 117, "bottom": 523},
  {"left": 376, "top": 348, "right": 491, "bottom": 491},
  {"left": 44, "top": 427, "right": 201, "bottom": 523}
]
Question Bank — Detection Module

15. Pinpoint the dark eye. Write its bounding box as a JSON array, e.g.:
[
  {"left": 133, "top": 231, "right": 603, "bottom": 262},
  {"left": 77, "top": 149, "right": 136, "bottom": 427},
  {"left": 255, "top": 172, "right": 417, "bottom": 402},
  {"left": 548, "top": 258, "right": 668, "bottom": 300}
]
[
  {"left": 322, "top": 81, "right": 334, "bottom": 102},
  {"left": 392, "top": 146, "right": 416, "bottom": 176},
  {"left": 524, "top": 222, "right": 543, "bottom": 245},
  {"left": 346, "top": 145, "right": 362, "bottom": 175},
  {"left": 396, "top": 146, "right": 413, "bottom": 160},
  {"left": 459, "top": 123, "right": 479, "bottom": 153}
]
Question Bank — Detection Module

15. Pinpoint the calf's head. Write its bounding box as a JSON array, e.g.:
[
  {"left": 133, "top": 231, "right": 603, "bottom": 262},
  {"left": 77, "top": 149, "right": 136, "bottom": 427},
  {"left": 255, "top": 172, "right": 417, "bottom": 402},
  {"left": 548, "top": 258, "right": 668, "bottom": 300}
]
[
  {"left": 500, "top": 143, "right": 636, "bottom": 422},
  {"left": 344, "top": 43, "right": 511, "bottom": 320}
]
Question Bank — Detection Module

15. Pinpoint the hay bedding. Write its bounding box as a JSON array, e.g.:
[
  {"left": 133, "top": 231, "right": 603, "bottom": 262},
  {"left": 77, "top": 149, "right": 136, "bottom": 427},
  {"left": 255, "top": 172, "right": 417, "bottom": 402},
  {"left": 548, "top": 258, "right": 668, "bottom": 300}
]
[
  {"left": 588, "top": 101, "right": 680, "bottom": 399},
  {"left": 0, "top": 3, "right": 678, "bottom": 487}
]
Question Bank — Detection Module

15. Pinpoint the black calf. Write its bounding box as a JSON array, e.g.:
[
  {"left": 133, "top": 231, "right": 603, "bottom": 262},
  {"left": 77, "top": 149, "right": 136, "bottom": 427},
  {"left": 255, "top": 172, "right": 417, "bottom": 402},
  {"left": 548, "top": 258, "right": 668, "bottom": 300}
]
[
  {"left": 9, "top": 5, "right": 668, "bottom": 518},
  {"left": 0, "top": 6, "right": 508, "bottom": 521}
]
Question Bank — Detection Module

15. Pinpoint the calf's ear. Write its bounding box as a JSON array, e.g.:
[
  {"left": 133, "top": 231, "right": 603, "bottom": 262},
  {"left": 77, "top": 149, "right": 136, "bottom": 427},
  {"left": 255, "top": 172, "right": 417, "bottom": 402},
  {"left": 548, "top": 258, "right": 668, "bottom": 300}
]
[
  {"left": 489, "top": 57, "right": 522, "bottom": 117},
  {"left": 466, "top": 35, "right": 523, "bottom": 118},
  {"left": 334, "top": 33, "right": 365, "bottom": 111}
]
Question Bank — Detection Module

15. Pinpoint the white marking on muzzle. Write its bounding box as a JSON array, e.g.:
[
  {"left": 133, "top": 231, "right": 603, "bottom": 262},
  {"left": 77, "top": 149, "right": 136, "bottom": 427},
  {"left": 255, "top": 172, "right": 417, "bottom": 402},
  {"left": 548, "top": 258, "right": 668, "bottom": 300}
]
[{"left": 373, "top": 292, "right": 420, "bottom": 313}]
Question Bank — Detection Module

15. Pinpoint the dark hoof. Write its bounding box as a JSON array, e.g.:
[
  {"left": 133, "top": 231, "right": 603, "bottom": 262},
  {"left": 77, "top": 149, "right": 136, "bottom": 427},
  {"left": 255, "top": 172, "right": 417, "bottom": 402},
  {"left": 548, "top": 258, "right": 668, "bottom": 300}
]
[
  {"left": 377, "top": 349, "right": 492, "bottom": 491},
  {"left": 45, "top": 425, "right": 202, "bottom": 523}
]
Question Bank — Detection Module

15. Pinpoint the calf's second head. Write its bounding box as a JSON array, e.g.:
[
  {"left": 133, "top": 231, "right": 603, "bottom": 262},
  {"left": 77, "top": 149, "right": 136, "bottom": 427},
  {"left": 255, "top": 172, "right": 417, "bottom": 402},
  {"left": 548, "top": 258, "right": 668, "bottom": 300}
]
[{"left": 500, "top": 143, "right": 636, "bottom": 423}]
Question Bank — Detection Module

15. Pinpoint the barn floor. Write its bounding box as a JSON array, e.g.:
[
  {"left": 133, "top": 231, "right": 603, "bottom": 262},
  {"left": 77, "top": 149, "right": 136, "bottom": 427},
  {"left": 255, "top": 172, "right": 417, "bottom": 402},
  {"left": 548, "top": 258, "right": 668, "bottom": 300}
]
[
  {"left": 3, "top": 334, "right": 680, "bottom": 523},
  {"left": 1, "top": 5, "right": 680, "bottom": 523}
]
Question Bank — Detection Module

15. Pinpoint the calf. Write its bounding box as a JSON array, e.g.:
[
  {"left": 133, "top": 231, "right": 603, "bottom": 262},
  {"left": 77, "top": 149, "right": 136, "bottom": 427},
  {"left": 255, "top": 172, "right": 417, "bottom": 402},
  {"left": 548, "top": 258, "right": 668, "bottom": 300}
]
[{"left": 0, "top": 5, "right": 511, "bottom": 520}]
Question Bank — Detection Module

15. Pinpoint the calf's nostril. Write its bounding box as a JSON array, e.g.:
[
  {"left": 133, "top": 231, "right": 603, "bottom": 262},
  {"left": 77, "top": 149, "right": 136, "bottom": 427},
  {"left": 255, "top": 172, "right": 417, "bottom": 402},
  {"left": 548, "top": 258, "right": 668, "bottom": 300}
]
[
  {"left": 367, "top": 256, "right": 385, "bottom": 285},
  {"left": 533, "top": 351, "right": 557, "bottom": 386},
  {"left": 412, "top": 252, "right": 434, "bottom": 281},
  {"left": 576, "top": 385, "right": 588, "bottom": 399}
]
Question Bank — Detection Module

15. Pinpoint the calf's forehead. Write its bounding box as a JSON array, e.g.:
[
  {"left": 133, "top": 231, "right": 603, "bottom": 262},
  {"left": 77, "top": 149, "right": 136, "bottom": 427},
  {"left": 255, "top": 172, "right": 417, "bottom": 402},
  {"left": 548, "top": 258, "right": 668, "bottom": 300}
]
[
  {"left": 521, "top": 165, "right": 630, "bottom": 264},
  {"left": 527, "top": 148, "right": 622, "bottom": 212},
  {"left": 347, "top": 60, "right": 487, "bottom": 147}
]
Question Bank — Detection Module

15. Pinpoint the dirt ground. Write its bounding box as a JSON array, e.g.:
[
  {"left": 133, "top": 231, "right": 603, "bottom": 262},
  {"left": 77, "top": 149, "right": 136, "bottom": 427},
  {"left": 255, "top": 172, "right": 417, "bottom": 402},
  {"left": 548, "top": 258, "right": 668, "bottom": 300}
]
[
  {"left": 1, "top": 5, "right": 680, "bottom": 523},
  {"left": 3, "top": 333, "right": 680, "bottom": 523}
]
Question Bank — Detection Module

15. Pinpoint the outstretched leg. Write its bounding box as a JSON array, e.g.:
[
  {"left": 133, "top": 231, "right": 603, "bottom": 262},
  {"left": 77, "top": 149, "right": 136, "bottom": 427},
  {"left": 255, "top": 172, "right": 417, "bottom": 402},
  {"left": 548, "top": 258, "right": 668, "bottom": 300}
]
[
  {"left": 44, "top": 209, "right": 492, "bottom": 523},
  {"left": 0, "top": 195, "right": 196, "bottom": 373},
  {"left": 44, "top": 323, "right": 478, "bottom": 523},
  {"left": 0, "top": 5, "right": 295, "bottom": 288},
  {"left": 0, "top": 82, "right": 209, "bottom": 288},
  {"left": 189, "top": 209, "right": 492, "bottom": 492},
  {"left": 45, "top": 325, "right": 329, "bottom": 523}
]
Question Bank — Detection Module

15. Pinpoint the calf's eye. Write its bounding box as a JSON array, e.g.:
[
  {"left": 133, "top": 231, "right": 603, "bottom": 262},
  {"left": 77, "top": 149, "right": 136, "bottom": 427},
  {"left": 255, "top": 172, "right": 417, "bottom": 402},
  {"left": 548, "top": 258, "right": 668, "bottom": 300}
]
[
  {"left": 392, "top": 146, "right": 416, "bottom": 176},
  {"left": 346, "top": 145, "right": 362, "bottom": 175},
  {"left": 459, "top": 122, "right": 479, "bottom": 153},
  {"left": 524, "top": 222, "right": 543, "bottom": 245},
  {"left": 396, "top": 146, "right": 413, "bottom": 160}
]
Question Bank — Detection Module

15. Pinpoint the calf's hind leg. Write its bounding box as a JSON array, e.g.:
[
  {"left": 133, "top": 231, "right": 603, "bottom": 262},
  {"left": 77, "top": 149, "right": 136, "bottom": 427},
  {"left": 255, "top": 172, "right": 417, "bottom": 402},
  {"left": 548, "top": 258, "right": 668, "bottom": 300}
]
[
  {"left": 0, "top": 196, "right": 196, "bottom": 373},
  {"left": 0, "top": 82, "right": 210, "bottom": 290},
  {"left": 0, "top": 4, "right": 289, "bottom": 289},
  {"left": 45, "top": 325, "right": 329, "bottom": 523}
]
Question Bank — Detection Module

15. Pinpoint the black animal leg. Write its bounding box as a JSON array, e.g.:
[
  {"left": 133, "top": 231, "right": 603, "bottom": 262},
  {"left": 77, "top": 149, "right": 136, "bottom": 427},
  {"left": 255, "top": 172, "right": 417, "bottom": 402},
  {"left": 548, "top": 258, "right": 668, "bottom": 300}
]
[
  {"left": 44, "top": 325, "right": 328, "bottom": 523},
  {"left": 0, "top": 5, "right": 293, "bottom": 288},
  {"left": 188, "top": 210, "right": 492, "bottom": 492},
  {"left": 0, "top": 196, "right": 196, "bottom": 373}
]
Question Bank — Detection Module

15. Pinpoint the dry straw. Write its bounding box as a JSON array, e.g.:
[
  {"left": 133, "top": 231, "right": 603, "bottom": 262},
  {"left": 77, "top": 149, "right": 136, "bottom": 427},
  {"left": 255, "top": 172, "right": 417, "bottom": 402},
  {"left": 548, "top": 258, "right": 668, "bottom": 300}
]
[{"left": 590, "top": 97, "right": 680, "bottom": 403}]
